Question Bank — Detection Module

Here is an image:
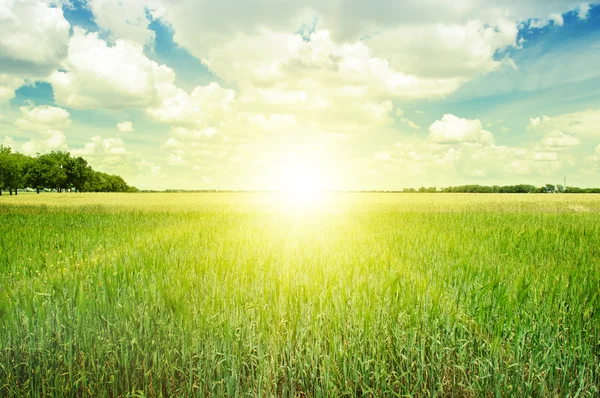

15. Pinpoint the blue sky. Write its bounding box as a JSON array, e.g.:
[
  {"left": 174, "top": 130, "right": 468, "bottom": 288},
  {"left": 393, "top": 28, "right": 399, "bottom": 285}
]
[{"left": 1, "top": 1, "right": 600, "bottom": 190}]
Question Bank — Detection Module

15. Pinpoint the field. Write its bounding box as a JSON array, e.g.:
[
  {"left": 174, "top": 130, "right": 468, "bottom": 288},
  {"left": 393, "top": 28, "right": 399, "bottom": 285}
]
[{"left": 0, "top": 193, "right": 599, "bottom": 397}]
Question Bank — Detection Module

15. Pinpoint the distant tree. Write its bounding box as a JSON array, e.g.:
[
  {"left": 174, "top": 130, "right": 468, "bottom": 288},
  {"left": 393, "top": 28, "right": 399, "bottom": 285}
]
[
  {"left": 0, "top": 145, "right": 10, "bottom": 195},
  {"left": 545, "top": 184, "right": 556, "bottom": 193},
  {"left": 556, "top": 184, "right": 564, "bottom": 193},
  {"left": 37, "top": 152, "right": 68, "bottom": 192},
  {"left": 66, "top": 156, "right": 92, "bottom": 192},
  {"left": 1, "top": 147, "right": 133, "bottom": 195},
  {"left": 0, "top": 146, "right": 27, "bottom": 195},
  {"left": 0, "top": 145, "right": 9, "bottom": 195}
]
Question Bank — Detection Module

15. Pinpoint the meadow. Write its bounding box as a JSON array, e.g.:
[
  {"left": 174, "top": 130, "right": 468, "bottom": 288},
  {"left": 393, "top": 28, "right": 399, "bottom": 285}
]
[{"left": 0, "top": 193, "right": 599, "bottom": 397}]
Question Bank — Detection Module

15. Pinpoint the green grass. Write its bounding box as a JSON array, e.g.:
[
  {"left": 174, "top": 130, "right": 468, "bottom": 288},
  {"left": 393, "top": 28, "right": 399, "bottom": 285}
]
[{"left": 0, "top": 193, "right": 599, "bottom": 397}]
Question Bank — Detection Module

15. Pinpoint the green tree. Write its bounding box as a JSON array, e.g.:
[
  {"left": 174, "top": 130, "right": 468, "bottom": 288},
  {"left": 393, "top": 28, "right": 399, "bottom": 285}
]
[
  {"left": 38, "top": 152, "right": 69, "bottom": 192},
  {"left": 66, "top": 156, "right": 91, "bottom": 192},
  {"left": 0, "top": 146, "right": 26, "bottom": 195},
  {"left": 0, "top": 145, "right": 10, "bottom": 195},
  {"left": 23, "top": 156, "right": 40, "bottom": 193}
]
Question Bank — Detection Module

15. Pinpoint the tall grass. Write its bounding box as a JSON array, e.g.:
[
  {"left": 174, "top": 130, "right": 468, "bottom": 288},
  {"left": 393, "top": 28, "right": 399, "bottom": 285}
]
[{"left": 0, "top": 193, "right": 599, "bottom": 396}]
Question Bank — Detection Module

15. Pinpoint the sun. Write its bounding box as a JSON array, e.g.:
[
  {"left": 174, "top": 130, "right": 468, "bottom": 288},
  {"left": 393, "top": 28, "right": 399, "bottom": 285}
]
[{"left": 276, "top": 152, "right": 327, "bottom": 206}]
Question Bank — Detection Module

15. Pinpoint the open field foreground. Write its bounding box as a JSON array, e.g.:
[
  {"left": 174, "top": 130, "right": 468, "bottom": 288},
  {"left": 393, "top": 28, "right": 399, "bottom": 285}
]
[{"left": 1, "top": 193, "right": 599, "bottom": 397}]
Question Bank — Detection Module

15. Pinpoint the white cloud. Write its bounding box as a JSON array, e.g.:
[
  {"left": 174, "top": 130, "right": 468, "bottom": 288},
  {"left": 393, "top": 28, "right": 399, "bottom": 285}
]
[
  {"left": 117, "top": 121, "right": 134, "bottom": 133},
  {"left": 377, "top": 137, "right": 574, "bottom": 186},
  {"left": 589, "top": 144, "right": 600, "bottom": 162},
  {"left": 138, "top": 159, "right": 163, "bottom": 177},
  {"left": 244, "top": 113, "right": 298, "bottom": 132},
  {"left": 159, "top": 124, "right": 248, "bottom": 172},
  {"left": 1, "top": 135, "right": 15, "bottom": 149},
  {"left": 159, "top": 1, "right": 588, "bottom": 108},
  {"left": 2, "top": 0, "right": 595, "bottom": 189},
  {"left": 366, "top": 19, "right": 518, "bottom": 80},
  {"left": 15, "top": 101, "right": 71, "bottom": 132},
  {"left": 147, "top": 82, "right": 236, "bottom": 128},
  {"left": 71, "top": 135, "right": 128, "bottom": 157},
  {"left": 528, "top": 11, "right": 571, "bottom": 29},
  {"left": 540, "top": 131, "right": 581, "bottom": 150},
  {"left": 87, "top": 0, "right": 162, "bottom": 46},
  {"left": 428, "top": 114, "right": 495, "bottom": 145},
  {"left": 0, "top": 74, "right": 25, "bottom": 103},
  {"left": 12, "top": 101, "right": 71, "bottom": 154},
  {"left": 0, "top": 0, "right": 70, "bottom": 77},
  {"left": 550, "top": 13, "right": 565, "bottom": 26},
  {"left": 400, "top": 118, "right": 420, "bottom": 130},
  {"left": 528, "top": 109, "right": 600, "bottom": 138},
  {"left": 50, "top": 28, "right": 174, "bottom": 109},
  {"left": 22, "top": 130, "right": 68, "bottom": 155},
  {"left": 162, "top": 137, "right": 182, "bottom": 149},
  {"left": 375, "top": 151, "right": 391, "bottom": 161},
  {"left": 169, "top": 126, "right": 224, "bottom": 141},
  {"left": 162, "top": 1, "right": 584, "bottom": 56},
  {"left": 204, "top": 29, "right": 464, "bottom": 101},
  {"left": 578, "top": 3, "right": 591, "bottom": 19},
  {"left": 168, "top": 150, "right": 186, "bottom": 166}
]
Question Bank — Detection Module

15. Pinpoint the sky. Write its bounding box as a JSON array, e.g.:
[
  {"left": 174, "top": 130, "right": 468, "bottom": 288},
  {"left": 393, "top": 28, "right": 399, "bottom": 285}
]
[{"left": 1, "top": 0, "right": 600, "bottom": 190}]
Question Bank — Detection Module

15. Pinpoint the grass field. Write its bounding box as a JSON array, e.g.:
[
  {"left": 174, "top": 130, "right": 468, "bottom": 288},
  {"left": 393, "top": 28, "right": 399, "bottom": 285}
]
[{"left": 1, "top": 193, "right": 599, "bottom": 397}]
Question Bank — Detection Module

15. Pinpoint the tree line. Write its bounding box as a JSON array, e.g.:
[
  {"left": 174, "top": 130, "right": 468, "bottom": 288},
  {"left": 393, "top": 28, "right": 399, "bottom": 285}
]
[
  {"left": 0, "top": 146, "right": 138, "bottom": 195},
  {"left": 395, "top": 184, "right": 599, "bottom": 193}
]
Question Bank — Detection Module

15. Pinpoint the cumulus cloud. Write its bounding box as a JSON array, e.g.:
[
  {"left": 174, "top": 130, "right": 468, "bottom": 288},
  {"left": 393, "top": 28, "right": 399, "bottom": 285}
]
[
  {"left": 117, "top": 121, "right": 134, "bottom": 133},
  {"left": 71, "top": 136, "right": 128, "bottom": 157},
  {"left": 589, "top": 144, "right": 600, "bottom": 162},
  {"left": 205, "top": 29, "right": 464, "bottom": 101},
  {"left": 1, "top": 0, "right": 595, "bottom": 189},
  {"left": 15, "top": 101, "right": 71, "bottom": 132},
  {"left": 539, "top": 131, "right": 581, "bottom": 150},
  {"left": 375, "top": 151, "right": 391, "bottom": 162},
  {"left": 49, "top": 28, "right": 174, "bottom": 109},
  {"left": 0, "top": 0, "right": 70, "bottom": 77},
  {"left": 528, "top": 109, "right": 600, "bottom": 137},
  {"left": 11, "top": 101, "right": 71, "bottom": 154},
  {"left": 365, "top": 20, "right": 518, "bottom": 80},
  {"left": 376, "top": 137, "right": 574, "bottom": 186},
  {"left": 578, "top": 3, "right": 591, "bottom": 19},
  {"left": 0, "top": 135, "right": 15, "bottom": 149},
  {"left": 428, "top": 114, "right": 495, "bottom": 145},
  {"left": 529, "top": 13, "right": 565, "bottom": 28},
  {"left": 0, "top": 74, "right": 25, "bottom": 103},
  {"left": 159, "top": 124, "right": 252, "bottom": 173},
  {"left": 243, "top": 113, "right": 298, "bottom": 132},
  {"left": 22, "top": 131, "right": 68, "bottom": 155},
  {"left": 87, "top": 0, "right": 163, "bottom": 45},
  {"left": 138, "top": 159, "right": 163, "bottom": 177},
  {"left": 69, "top": 135, "right": 131, "bottom": 174},
  {"left": 147, "top": 82, "right": 236, "bottom": 128},
  {"left": 161, "top": 0, "right": 584, "bottom": 56}
]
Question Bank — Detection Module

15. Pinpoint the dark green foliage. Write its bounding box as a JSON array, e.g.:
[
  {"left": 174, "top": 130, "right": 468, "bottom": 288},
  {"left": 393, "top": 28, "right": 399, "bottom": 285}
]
[
  {"left": 83, "top": 171, "right": 130, "bottom": 192},
  {"left": 565, "top": 186, "right": 600, "bottom": 193},
  {"left": 0, "top": 147, "right": 134, "bottom": 194}
]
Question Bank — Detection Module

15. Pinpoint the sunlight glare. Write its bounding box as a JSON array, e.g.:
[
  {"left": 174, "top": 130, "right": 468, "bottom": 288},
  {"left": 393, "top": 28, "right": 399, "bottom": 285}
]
[{"left": 278, "top": 152, "right": 326, "bottom": 207}]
